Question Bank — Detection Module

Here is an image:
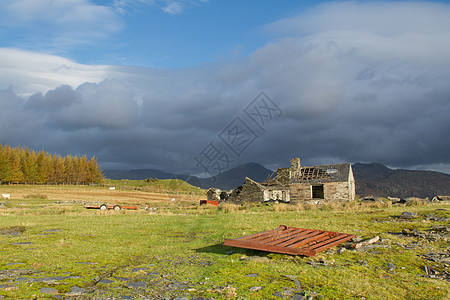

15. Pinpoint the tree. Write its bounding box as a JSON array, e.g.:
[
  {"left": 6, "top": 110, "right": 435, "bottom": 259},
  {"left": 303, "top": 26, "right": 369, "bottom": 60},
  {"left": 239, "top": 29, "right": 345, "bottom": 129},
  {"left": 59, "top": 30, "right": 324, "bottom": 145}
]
[
  {"left": 0, "top": 145, "right": 13, "bottom": 184},
  {"left": 86, "top": 156, "right": 104, "bottom": 184}
]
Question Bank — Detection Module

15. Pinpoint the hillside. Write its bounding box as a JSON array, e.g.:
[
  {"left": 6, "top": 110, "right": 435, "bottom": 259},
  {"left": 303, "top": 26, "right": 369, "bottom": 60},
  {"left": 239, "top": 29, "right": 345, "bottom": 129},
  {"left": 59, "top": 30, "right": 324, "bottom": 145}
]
[{"left": 352, "top": 163, "right": 450, "bottom": 198}]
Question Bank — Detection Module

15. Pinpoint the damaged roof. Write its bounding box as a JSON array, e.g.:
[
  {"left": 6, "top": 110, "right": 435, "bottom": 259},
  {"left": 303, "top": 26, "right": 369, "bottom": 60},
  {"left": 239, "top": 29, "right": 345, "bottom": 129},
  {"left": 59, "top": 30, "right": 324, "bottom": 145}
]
[{"left": 291, "top": 163, "right": 352, "bottom": 184}]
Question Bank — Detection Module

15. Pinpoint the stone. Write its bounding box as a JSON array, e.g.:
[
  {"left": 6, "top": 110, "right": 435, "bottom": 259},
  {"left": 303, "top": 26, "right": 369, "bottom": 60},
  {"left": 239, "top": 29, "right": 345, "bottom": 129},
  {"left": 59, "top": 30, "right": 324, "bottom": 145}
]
[
  {"left": 273, "top": 291, "right": 283, "bottom": 297},
  {"left": 127, "top": 281, "right": 147, "bottom": 289},
  {"left": 284, "top": 275, "right": 302, "bottom": 290},
  {"left": 249, "top": 286, "right": 263, "bottom": 292},
  {"left": 169, "top": 282, "right": 189, "bottom": 289},
  {"left": 12, "top": 242, "right": 33, "bottom": 245},
  {"left": 387, "top": 263, "right": 396, "bottom": 271},
  {"left": 131, "top": 267, "right": 149, "bottom": 273},
  {"left": 400, "top": 212, "right": 417, "bottom": 219},
  {"left": 245, "top": 273, "right": 258, "bottom": 277},
  {"left": 65, "top": 286, "right": 85, "bottom": 296},
  {"left": 337, "top": 247, "right": 346, "bottom": 254},
  {"left": 40, "top": 287, "right": 58, "bottom": 295},
  {"left": 240, "top": 256, "right": 270, "bottom": 263},
  {"left": 0, "top": 285, "right": 17, "bottom": 291},
  {"left": 99, "top": 279, "right": 114, "bottom": 284},
  {"left": 283, "top": 289, "right": 295, "bottom": 296},
  {"left": 291, "top": 292, "right": 306, "bottom": 300}
]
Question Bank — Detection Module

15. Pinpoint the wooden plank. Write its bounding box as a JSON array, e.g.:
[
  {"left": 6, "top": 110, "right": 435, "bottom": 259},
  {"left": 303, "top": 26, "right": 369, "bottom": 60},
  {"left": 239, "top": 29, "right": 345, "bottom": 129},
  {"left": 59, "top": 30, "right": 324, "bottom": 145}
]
[
  {"left": 223, "top": 225, "right": 354, "bottom": 256},
  {"left": 310, "top": 234, "right": 355, "bottom": 252},
  {"left": 235, "top": 225, "right": 287, "bottom": 241},
  {"left": 223, "top": 239, "right": 316, "bottom": 256}
]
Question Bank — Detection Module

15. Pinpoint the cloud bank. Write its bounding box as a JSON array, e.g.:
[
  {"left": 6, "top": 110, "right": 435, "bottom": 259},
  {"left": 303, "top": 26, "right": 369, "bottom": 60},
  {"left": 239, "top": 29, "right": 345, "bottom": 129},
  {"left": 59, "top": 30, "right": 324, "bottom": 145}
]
[{"left": 1, "top": 1, "right": 449, "bottom": 174}]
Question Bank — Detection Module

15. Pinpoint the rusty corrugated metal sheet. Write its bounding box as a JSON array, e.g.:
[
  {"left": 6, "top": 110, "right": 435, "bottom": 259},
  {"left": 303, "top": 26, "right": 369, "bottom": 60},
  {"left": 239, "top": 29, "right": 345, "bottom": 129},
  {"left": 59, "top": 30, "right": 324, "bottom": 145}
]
[{"left": 223, "top": 225, "right": 355, "bottom": 256}]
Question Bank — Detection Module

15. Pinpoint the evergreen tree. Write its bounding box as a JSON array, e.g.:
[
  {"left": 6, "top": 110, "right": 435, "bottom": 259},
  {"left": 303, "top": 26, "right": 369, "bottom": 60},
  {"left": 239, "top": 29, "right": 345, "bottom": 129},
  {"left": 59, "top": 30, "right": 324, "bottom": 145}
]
[
  {"left": 86, "top": 156, "right": 104, "bottom": 184},
  {"left": 0, "top": 144, "right": 104, "bottom": 185},
  {"left": 0, "top": 145, "right": 13, "bottom": 183}
]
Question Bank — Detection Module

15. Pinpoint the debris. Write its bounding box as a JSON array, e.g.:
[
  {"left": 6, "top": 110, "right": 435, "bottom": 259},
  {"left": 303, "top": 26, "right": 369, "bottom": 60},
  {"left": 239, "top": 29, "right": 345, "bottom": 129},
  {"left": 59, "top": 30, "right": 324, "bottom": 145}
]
[
  {"left": 224, "top": 225, "right": 355, "bottom": 256},
  {"left": 352, "top": 236, "right": 380, "bottom": 249}
]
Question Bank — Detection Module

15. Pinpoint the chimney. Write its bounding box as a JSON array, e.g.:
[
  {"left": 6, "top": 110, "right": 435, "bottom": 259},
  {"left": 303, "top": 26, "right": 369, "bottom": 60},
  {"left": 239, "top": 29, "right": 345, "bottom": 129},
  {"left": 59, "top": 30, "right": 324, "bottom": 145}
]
[{"left": 290, "top": 158, "right": 301, "bottom": 174}]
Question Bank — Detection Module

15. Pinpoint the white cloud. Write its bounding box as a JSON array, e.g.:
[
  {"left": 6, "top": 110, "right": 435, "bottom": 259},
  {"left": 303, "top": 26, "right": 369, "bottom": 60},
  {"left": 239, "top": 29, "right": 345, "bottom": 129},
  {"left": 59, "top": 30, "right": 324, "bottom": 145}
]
[
  {"left": 0, "top": 0, "right": 122, "bottom": 46},
  {"left": 265, "top": 1, "right": 450, "bottom": 66},
  {"left": 112, "top": 0, "right": 207, "bottom": 15},
  {"left": 0, "top": 48, "right": 111, "bottom": 96}
]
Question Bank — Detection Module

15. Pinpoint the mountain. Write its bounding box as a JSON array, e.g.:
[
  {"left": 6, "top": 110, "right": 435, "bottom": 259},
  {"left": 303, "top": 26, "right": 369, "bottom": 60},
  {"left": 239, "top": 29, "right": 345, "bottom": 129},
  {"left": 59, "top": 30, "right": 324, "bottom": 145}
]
[
  {"left": 103, "top": 162, "right": 274, "bottom": 190},
  {"left": 352, "top": 163, "right": 450, "bottom": 198},
  {"left": 104, "top": 162, "right": 450, "bottom": 198},
  {"left": 189, "top": 162, "right": 274, "bottom": 190},
  {"left": 104, "top": 168, "right": 176, "bottom": 180}
]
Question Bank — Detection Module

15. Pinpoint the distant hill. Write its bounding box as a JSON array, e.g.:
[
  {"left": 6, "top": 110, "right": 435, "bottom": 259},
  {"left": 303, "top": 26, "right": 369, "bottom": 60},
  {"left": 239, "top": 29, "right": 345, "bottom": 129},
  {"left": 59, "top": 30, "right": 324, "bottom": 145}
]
[
  {"left": 188, "top": 162, "right": 274, "bottom": 190},
  {"left": 105, "top": 162, "right": 450, "bottom": 198},
  {"left": 352, "top": 163, "right": 450, "bottom": 198},
  {"left": 104, "top": 162, "right": 273, "bottom": 190}
]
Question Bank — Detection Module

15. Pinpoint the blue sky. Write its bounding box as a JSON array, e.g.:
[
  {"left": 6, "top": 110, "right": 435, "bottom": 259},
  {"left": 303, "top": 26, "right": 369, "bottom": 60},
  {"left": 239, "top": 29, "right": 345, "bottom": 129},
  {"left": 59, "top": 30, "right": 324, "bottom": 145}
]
[
  {"left": 1, "top": 0, "right": 450, "bottom": 175},
  {"left": 1, "top": 0, "right": 326, "bottom": 68}
]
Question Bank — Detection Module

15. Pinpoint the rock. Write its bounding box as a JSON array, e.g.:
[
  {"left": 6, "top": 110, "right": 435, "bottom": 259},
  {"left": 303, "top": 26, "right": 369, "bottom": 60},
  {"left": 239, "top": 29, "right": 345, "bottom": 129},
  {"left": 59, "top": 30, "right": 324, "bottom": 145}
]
[
  {"left": 337, "top": 247, "right": 346, "bottom": 254},
  {"left": 291, "top": 292, "right": 306, "bottom": 300},
  {"left": 240, "top": 256, "right": 270, "bottom": 263},
  {"left": 40, "top": 287, "right": 58, "bottom": 295},
  {"left": 283, "top": 289, "right": 295, "bottom": 296},
  {"left": 352, "top": 236, "right": 380, "bottom": 249},
  {"left": 65, "top": 286, "right": 85, "bottom": 296},
  {"left": 249, "top": 286, "right": 263, "bottom": 292},
  {"left": 284, "top": 275, "right": 302, "bottom": 290},
  {"left": 245, "top": 273, "right": 258, "bottom": 277},
  {"left": 273, "top": 291, "right": 283, "bottom": 297},
  {"left": 127, "top": 281, "right": 147, "bottom": 289},
  {"left": 400, "top": 212, "right": 417, "bottom": 219},
  {"left": 169, "top": 282, "right": 190, "bottom": 289},
  {"left": 131, "top": 267, "right": 149, "bottom": 273},
  {"left": 387, "top": 263, "right": 396, "bottom": 271},
  {"left": 12, "top": 242, "right": 33, "bottom": 245},
  {"left": 0, "top": 285, "right": 17, "bottom": 291},
  {"left": 99, "top": 279, "right": 114, "bottom": 284}
]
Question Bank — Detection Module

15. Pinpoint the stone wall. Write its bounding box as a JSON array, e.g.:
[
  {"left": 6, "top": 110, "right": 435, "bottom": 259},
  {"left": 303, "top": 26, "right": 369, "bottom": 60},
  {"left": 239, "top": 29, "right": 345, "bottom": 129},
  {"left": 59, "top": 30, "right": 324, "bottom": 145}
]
[
  {"left": 206, "top": 188, "right": 221, "bottom": 201},
  {"left": 228, "top": 178, "right": 265, "bottom": 203},
  {"left": 276, "top": 168, "right": 291, "bottom": 185},
  {"left": 290, "top": 181, "right": 352, "bottom": 202}
]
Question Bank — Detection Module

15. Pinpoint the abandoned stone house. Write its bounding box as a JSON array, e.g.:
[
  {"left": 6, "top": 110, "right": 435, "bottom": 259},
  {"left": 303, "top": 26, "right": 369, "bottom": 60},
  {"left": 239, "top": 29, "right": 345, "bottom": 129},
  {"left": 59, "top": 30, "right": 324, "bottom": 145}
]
[{"left": 211, "top": 158, "right": 355, "bottom": 203}]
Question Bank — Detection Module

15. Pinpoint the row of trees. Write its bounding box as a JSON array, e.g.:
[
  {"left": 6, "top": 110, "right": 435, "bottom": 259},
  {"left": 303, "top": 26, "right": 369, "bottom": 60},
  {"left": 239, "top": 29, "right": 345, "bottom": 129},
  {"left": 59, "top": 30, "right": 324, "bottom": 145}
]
[{"left": 0, "top": 144, "right": 104, "bottom": 185}]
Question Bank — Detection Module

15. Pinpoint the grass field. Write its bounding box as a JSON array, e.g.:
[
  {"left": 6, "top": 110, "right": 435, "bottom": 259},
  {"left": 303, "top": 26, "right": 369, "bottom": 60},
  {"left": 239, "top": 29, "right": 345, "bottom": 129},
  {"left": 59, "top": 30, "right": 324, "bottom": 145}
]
[{"left": 0, "top": 184, "right": 449, "bottom": 299}]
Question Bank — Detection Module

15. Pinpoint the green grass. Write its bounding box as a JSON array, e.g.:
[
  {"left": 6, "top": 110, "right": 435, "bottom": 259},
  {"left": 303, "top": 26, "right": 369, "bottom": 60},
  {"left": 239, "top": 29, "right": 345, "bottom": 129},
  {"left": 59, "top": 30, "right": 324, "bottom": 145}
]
[
  {"left": 0, "top": 186, "right": 449, "bottom": 299},
  {"left": 103, "top": 178, "right": 206, "bottom": 195}
]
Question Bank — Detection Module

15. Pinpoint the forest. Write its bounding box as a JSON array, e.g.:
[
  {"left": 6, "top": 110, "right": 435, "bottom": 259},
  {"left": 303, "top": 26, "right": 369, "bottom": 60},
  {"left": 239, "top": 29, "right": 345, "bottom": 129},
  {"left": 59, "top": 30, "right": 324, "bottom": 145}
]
[{"left": 0, "top": 144, "right": 103, "bottom": 185}]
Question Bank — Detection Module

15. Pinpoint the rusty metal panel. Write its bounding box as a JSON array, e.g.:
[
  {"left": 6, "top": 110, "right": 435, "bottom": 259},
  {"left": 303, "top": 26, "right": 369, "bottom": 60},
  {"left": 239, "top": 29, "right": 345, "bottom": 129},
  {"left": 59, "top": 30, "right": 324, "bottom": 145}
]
[{"left": 223, "top": 225, "right": 355, "bottom": 256}]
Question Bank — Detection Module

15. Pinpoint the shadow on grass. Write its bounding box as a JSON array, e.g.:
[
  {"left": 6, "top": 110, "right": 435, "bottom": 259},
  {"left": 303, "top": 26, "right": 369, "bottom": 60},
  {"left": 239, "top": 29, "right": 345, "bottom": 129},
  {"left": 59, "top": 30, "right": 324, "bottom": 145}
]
[{"left": 195, "top": 243, "right": 269, "bottom": 257}]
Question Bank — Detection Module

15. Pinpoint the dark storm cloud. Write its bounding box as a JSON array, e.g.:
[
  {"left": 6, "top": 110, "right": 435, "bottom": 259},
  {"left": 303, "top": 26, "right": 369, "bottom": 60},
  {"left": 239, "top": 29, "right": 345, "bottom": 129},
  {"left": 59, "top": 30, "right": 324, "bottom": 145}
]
[{"left": 1, "top": 1, "right": 450, "bottom": 174}]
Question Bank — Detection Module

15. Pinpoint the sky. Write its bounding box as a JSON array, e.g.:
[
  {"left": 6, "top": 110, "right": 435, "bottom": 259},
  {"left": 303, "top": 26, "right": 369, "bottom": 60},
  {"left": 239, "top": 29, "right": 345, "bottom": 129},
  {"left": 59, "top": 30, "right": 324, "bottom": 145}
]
[{"left": 0, "top": 0, "right": 450, "bottom": 176}]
